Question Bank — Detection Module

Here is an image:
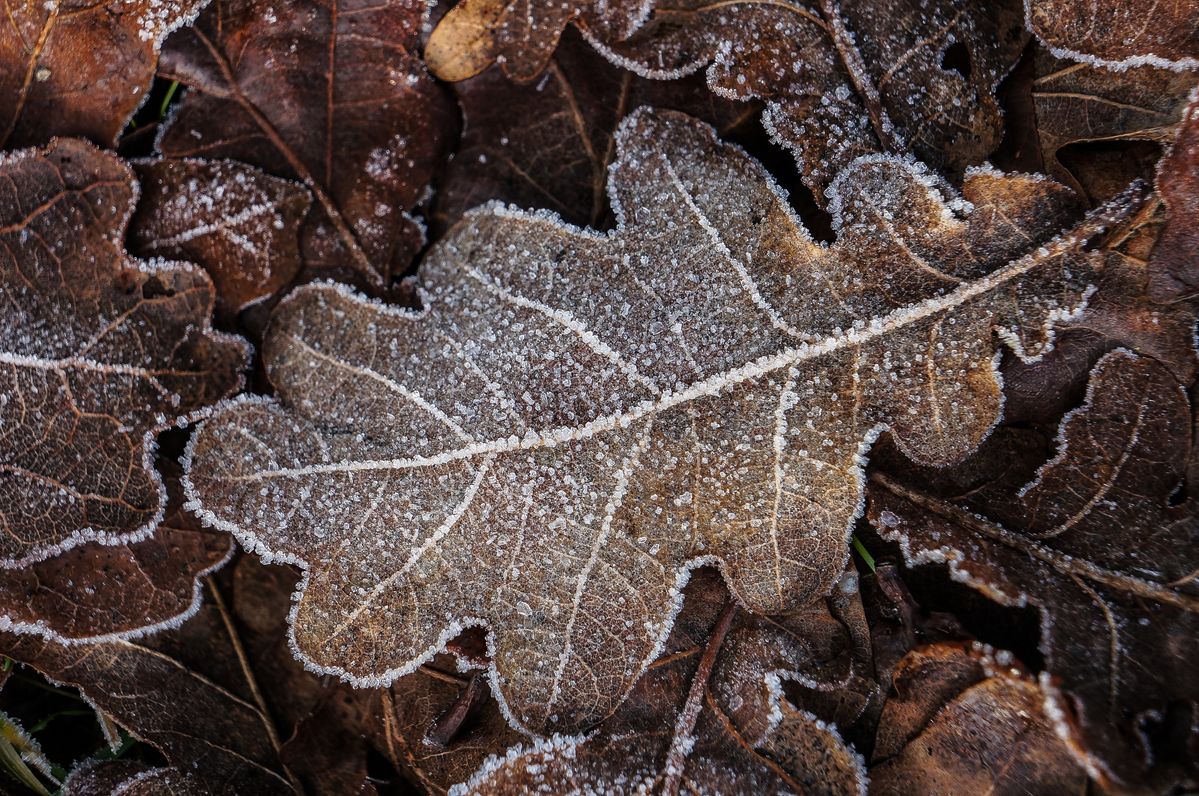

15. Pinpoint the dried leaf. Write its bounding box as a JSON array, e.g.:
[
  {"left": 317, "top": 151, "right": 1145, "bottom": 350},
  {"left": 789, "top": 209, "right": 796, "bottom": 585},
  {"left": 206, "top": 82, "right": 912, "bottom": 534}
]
[
  {"left": 128, "top": 159, "right": 311, "bottom": 316},
  {"left": 430, "top": 0, "right": 1028, "bottom": 196},
  {"left": 869, "top": 643, "right": 1087, "bottom": 795},
  {"left": 434, "top": 28, "right": 756, "bottom": 231},
  {"left": 1026, "top": 0, "right": 1199, "bottom": 71},
  {"left": 0, "top": 1, "right": 206, "bottom": 148},
  {"left": 0, "top": 138, "right": 248, "bottom": 568},
  {"left": 63, "top": 761, "right": 198, "bottom": 796},
  {"left": 3, "top": 592, "right": 299, "bottom": 794},
  {"left": 1030, "top": 50, "right": 1197, "bottom": 200},
  {"left": 1149, "top": 87, "right": 1199, "bottom": 301},
  {"left": 0, "top": 463, "right": 232, "bottom": 643},
  {"left": 157, "top": 0, "right": 457, "bottom": 287},
  {"left": 868, "top": 349, "right": 1199, "bottom": 789},
  {"left": 453, "top": 570, "right": 864, "bottom": 794},
  {"left": 376, "top": 656, "right": 523, "bottom": 794},
  {"left": 186, "top": 108, "right": 1137, "bottom": 735}
]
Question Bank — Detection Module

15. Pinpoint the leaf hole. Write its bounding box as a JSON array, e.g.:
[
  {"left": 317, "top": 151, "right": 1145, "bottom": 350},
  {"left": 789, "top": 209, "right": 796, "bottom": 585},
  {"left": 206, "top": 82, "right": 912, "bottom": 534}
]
[{"left": 940, "top": 42, "right": 972, "bottom": 81}]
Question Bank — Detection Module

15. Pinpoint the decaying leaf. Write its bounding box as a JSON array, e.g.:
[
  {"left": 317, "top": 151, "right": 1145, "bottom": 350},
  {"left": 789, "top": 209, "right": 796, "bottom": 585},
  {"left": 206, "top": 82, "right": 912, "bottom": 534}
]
[
  {"left": 430, "top": 0, "right": 1028, "bottom": 196},
  {"left": 375, "top": 655, "right": 522, "bottom": 795},
  {"left": 453, "top": 569, "right": 864, "bottom": 794},
  {"left": 1030, "top": 51, "right": 1198, "bottom": 200},
  {"left": 0, "top": 138, "right": 248, "bottom": 569},
  {"left": 434, "top": 28, "right": 756, "bottom": 231},
  {"left": 157, "top": 0, "right": 457, "bottom": 287},
  {"left": 0, "top": 0, "right": 207, "bottom": 148},
  {"left": 186, "top": 107, "right": 1138, "bottom": 734},
  {"left": 1026, "top": 0, "right": 1199, "bottom": 71},
  {"left": 1149, "top": 88, "right": 1199, "bottom": 302},
  {"left": 129, "top": 159, "right": 311, "bottom": 316},
  {"left": 62, "top": 761, "right": 198, "bottom": 796},
  {"left": 868, "top": 349, "right": 1199, "bottom": 789},
  {"left": 3, "top": 587, "right": 300, "bottom": 794},
  {"left": 0, "top": 462, "right": 232, "bottom": 643},
  {"left": 869, "top": 643, "right": 1087, "bottom": 795}
]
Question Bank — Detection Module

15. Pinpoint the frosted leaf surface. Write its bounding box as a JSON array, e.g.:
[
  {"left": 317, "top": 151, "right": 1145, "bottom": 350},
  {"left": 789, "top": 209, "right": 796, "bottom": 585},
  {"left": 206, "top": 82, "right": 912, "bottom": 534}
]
[
  {"left": 868, "top": 350, "right": 1199, "bottom": 789},
  {"left": 1148, "top": 88, "right": 1199, "bottom": 302},
  {"left": 452, "top": 569, "right": 864, "bottom": 795},
  {"left": 1026, "top": 0, "right": 1199, "bottom": 71},
  {"left": 0, "top": 0, "right": 208, "bottom": 147},
  {"left": 0, "top": 462, "right": 232, "bottom": 643},
  {"left": 0, "top": 138, "right": 248, "bottom": 568},
  {"left": 430, "top": 0, "right": 1028, "bottom": 196},
  {"left": 129, "top": 159, "right": 312, "bottom": 315},
  {"left": 186, "top": 108, "right": 1130, "bottom": 734},
  {"left": 157, "top": 0, "right": 457, "bottom": 287}
]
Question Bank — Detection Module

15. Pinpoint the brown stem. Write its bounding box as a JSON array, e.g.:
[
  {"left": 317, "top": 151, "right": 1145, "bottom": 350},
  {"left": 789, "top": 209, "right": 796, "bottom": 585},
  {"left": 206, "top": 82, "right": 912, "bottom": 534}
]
[
  {"left": 426, "top": 672, "right": 487, "bottom": 747},
  {"left": 662, "top": 600, "right": 737, "bottom": 796}
]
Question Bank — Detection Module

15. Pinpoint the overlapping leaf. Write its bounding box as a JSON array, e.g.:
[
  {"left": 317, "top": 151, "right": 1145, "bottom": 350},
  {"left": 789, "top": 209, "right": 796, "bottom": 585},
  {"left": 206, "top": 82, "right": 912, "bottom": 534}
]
[
  {"left": 867, "top": 349, "right": 1199, "bottom": 789},
  {"left": 869, "top": 643, "right": 1087, "bottom": 795},
  {"left": 0, "top": 0, "right": 207, "bottom": 148},
  {"left": 430, "top": 0, "right": 1028, "bottom": 195},
  {"left": 129, "top": 159, "right": 311, "bottom": 316},
  {"left": 1026, "top": 0, "right": 1199, "bottom": 71},
  {"left": 157, "top": 0, "right": 457, "bottom": 288},
  {"left": 0, "top": 138, "right": 247, "bottom": 568},
  {"left": 454, "top": 569, "right": 864, "bottom": 794},
  {"left": 186, "top": 108, "right": 1136, "bottom": 734}
]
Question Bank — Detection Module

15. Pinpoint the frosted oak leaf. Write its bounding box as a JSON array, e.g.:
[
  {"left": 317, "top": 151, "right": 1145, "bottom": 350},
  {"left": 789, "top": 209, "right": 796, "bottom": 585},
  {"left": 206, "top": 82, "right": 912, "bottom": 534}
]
[
  {"left": 0, "top": 138, "right": 248, "bottom": 569},
  {"left": 185, "top": 108, "right": 1131, "bottom": 734}
]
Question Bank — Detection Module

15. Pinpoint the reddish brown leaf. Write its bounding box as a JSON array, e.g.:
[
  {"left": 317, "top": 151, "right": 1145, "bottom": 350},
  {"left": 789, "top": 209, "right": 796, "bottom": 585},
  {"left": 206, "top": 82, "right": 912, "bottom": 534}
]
[
  {"left": 1026, "top": 0, "right": 1199, "bottom": 71},
  {"left": 0, "top": 462, "right": 232, "bottom": 643},
  {"left": 867, "top": 350, "right": 1199, "bottom": 789},
  {"left": 63, "top": 761, "right": 200, "bottom": 795},
  {"left": 129, "top": 159, "right": 311, "bottom": 316},
  {"left": 869, "top": 643, "right": 1087, "bottom": 795},
  {"left": 0, "top": 138, "right": 248, "bottom": 569},
  {"left": 1030, "top": 50, "right": 1197, "bottom": 202},
  {"left": 1149, "top": 88, "right": 1199, "bottom": 301},
  {"left": 158, "top": 0, "right": 457, "bottom": 287},
  {"left": 0, "top": 1, "right": 206, "bottom": 148}
]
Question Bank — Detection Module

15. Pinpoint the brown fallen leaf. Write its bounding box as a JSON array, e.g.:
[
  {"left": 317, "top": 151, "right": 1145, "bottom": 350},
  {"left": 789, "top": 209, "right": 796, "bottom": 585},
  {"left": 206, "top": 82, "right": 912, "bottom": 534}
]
[
  {"left": 1149, "top": 88, "right": 1199, "bottom": 302},
  {"left": 430, "top": 0, "right": 1028, "bottom": 196},
  {"left": 157, "top": 0, "right": 457, "bottom": 288},
  {"left": 62, "top": 761, "right": 198, "bottom": 795},
  {"left": 0, "top": 1, "right": 206, "bottom": 148},
  {"left": 453, "top": 569, "right": 865, "bottom": 794},
  {"left": 869, "top": 643, "right": 1088, "bottom": 795},
  {"left": 3, "top": 586, "right": 300, "bottom": 794},
  {"left": 1030, "top": 50, "right": 1197, "bottom": 201},
  {"left": 186, "top": 108, "right": 1139, "bottom": 734},
  {"left": 433, "top": 27, "right": 757, "bottom": 231},
  {"left": 375, "top": 654, "right": 522, "bottom": 794},
  {"left": 868, "top": 349, "right": 1199, "bottom": 789},
  {"left": 0, "top": 138, "right": 248, "bottom": 569},
  {"left": 128, "top": 159, "right": 311, "bottom": 317},
  {"left": 1026, "top": 0, "right": 1199, "bottom": 71},
  {"left": 0, "top": 461, "right": 232, "bottom": 643}
]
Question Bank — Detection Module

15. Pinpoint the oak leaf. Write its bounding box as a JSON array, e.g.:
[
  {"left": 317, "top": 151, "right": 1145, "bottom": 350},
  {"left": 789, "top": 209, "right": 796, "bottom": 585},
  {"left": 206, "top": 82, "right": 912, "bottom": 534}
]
[
  {"left": 1030, "top": 51, "right": 1197, "bottom": 201},
  {"left": 453, "top": 569, "right": 865, "bottom": 795},
  {"left": 867, "top": 349, "right": 1199, "bottom": 789},
  {"left": 129, "top": 159, "right": 312, "bottom": 316},
  {"left": 869, "top": 643, "right": 1088, "bottom": 795},
  {"left": 157, "top": 0, "right": 457, "bottom": 288},
  {"left": 185, "top": 108, "right": 1133, "bottom": 734},
  {"left": 0, "top": 138, "right": 248, "bottom": 569},
  {"left": 0, "top": 0, "right": 206, "bottom": 148},
  {"left": 0, "top": 463, "right": 232, "bottom": 643},
  {"left": 1026, "top": 0, "right": 1199, "bottom": 71},
  {"left": 429, "top": 0, "right": 1028, "bottom": 196}
]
